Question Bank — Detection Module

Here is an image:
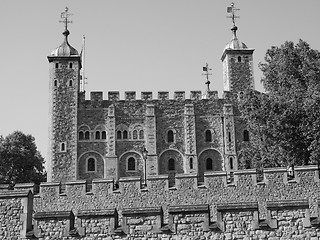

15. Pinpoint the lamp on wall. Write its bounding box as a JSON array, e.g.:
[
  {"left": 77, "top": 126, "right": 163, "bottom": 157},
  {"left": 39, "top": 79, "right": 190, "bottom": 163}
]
[{"left": 142, "top": 147, "right": 148, "bottom": 188}]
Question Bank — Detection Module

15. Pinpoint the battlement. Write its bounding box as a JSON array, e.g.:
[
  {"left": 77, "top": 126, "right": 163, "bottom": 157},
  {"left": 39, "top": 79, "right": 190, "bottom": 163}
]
[{"left": 85, "top": 90, "right": 223, "bottom": 102}]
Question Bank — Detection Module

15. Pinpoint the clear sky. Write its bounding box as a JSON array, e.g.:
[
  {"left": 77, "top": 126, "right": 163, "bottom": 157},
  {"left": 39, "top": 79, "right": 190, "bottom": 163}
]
[{"left": 0, "top": 0, "right": 319, "bottom": 165}]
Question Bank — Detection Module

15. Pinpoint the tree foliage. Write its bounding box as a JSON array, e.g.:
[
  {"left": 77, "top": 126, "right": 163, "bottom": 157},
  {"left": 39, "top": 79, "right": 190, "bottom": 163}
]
[
  {"left": 239, "top": 40, "right": 320, "bottom": 168},
  {"left": 0, "top": 131, "right": 46, "bottom": 185}
]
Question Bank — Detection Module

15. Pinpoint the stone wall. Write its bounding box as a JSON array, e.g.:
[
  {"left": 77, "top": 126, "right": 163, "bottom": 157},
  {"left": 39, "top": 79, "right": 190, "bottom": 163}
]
[{"left": 3, "top": 165, "right": 320, "bottom": 239}]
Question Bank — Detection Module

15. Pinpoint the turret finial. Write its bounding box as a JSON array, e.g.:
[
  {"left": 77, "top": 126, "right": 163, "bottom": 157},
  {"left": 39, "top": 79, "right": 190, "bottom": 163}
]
[
  {"left": 202, "top": 63, "right": 212, "bottom": 99},
  {"left": 226, "top": 3, "right": 240, "bottom": 39},
  {"left": 59, "top": 7, "right": 73, "bottom": 40}
]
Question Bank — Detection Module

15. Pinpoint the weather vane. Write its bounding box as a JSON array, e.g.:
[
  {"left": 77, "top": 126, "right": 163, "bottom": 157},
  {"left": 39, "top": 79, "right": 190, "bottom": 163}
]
[
  {"left": 202, "top": 63, "right": 212, "bottom": 92},
  {"left": 60, "top": 7, "right": 73, "bottom": 31},
  {"left": 227, "top": 3, "right": 240, "bottom": 27}
]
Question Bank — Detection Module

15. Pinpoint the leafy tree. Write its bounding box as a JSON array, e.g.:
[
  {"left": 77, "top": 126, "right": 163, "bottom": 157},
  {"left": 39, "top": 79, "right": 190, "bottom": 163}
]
[
  {"left": 239, "top": 40, "right": 320, "bottom": 168},
  {"left": 0, "top": 131, "right": 46, "bottom": 186}
]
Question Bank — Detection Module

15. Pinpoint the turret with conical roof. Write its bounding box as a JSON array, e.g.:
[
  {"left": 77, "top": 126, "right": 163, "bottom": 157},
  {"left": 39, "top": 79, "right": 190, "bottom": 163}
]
[
  {"left": 221, "top": 3, "right": 255, "bottom": 93},
  {"left": 47, "top": 7, "right": 81, "bottom": 182}
]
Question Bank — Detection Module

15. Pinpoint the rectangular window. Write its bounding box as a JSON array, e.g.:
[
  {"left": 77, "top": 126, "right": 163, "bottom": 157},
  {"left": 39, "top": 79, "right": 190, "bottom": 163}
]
[{"left": 59, "top": 142, "right": 67, "bottom": 152}]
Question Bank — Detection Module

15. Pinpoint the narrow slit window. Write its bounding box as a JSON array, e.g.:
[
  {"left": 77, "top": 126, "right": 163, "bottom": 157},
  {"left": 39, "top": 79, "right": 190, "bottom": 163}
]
[
  {"left": 243, "top": 130, "right": 249, "bottom": 142},
  {"left": 230, "top": 157, "right": 234, "bottom": 170},
  {"left": 190, "top": 158, "right": 193, "bottom": 169},
  {"left": 228, "top": 132, "right": 232, "bottom": 142},
  {"left": 69, "top": 80, "right": 73, "bottom": 87},
  {"left": 60, "top": 142, "right": 66, "bottom": 152},
  {"left": 69, "top": 62, "right": 73, "bottom": 68},
  {"left": 55, "top": 63, "right": 59, "bottom": 68},
  {"left": 54, "top": 80, "right": 57, "bottom": 87},
  {"left": 238, "top": 56, "right": 242, "bottom": 62}
]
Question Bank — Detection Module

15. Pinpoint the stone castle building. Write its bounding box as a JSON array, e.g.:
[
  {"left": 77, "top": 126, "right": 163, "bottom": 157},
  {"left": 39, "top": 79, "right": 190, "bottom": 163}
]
[{"left": 47, "top": 7, "right": 254, "bottom": 183}]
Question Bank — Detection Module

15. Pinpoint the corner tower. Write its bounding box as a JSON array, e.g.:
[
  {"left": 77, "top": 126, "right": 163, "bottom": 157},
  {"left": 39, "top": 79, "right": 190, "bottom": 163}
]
[
  {"left": 47, "top": 7, "right": 81, "bottom": 182},
  {"left": 221, "top": 3, "right": 255, "bottom": 93}
]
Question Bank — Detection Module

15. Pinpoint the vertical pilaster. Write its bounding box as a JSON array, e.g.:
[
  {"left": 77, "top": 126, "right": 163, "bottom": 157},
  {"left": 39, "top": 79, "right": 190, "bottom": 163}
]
[
  {"left": 145, "top": 104, "right": 158, "bottom": 176},
  {"left": 184, "top": 104, "right": 197, "bottom": 173},
  {"left": 106, "top": 104, "right": 118, "bottom": 179},
  {"left": 223, "top": 104, "right": 238, "bottom": 171}
]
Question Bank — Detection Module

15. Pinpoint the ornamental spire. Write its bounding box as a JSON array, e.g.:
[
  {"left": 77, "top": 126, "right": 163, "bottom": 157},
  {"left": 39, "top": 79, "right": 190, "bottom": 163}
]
[
  {"left": 59, "top": 7, "right": 73, "bottom": 40},
  {"left": 226, "top": 3, "right": 240, "bottom": 39}
]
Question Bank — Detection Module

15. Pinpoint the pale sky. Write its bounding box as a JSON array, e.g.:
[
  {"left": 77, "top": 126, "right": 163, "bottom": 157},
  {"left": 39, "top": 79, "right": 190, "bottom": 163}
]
[{"left": 0, "top": 1, "right": 319, "bottom": 163}]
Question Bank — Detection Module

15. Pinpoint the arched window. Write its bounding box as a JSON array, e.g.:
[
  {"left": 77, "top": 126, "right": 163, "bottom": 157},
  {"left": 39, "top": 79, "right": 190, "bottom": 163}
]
[
  {"left": 127, "top": 157, "right": 136, "bottom": 171},
  {"left": 87, "top": 158, "right": 95, "bottom": 172},
  {"left": 168, "top": 158, "right": 175, "bottom": 171},
  {"left": 54, "top": 80, "right": 57, "bottom": 87},
  {"left": 69, "top": 62, "right": 73, "bottom": 69},
  {"left": 238, "top": 56, "right": 242, "bottom": 62},
  {"left": 228, "top": 132, "right": 232, "bottom": 142},
  {"left": 132, "top": 130, "right": 138, "bottom": 140},
  {"left": 230, "top": 157, "right": 234, "bottom": 170},
  {"left": 85, "top": 131, "right": 90, "bottom": 140},
  {"left": 69, "top": 80, "right": 73, "bottom": 87},
  {"left": 123, "top": 130, "right": 128, "bottom": 140},
  {"left": 117, "top": 130, "right": 122, "bottom": 140},
  {"left": 243, "top": 130, "right": 249, "bottom": 142},
  {"left": 79, "top": 131, "right": 84, "bottom": 140},
  {"left": 205, "top": 130, "right": 212, "bottom": 142},
  {"left": 139, "top": 130, "right": 144, "bottom": 139},
  {"left": 206, "top": 158, "right": 213, "bottom": 170},
  {"left": 189, "top": 158, "right": 193, "bottom": 169},
  {"left": 167, "top": 130, "right": 174, "bottom": 143},
  {"left": 102, "top": 131, "right": 107, "bottom": 139},
  {"left": 95, "top": 131, "right": 100, "bottom": 140}
]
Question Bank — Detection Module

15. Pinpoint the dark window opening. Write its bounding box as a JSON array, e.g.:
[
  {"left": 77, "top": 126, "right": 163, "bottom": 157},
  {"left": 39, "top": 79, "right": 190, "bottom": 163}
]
[
  {"left": 238, "top": 56, "right": 242, "bottom": 62},
  {"left": 87, "top": 158, "right": 95, "bottom": 172},
  {"left": 117, "top": 130, "right": 122, "bottom": 140},
  {"left": 243, "top": 130, "right": 249, "bottom": 142},
  {"left": 167, "top": 130, "right": 174, "bottom": 143},
  {"left": 60, "top": 142, "right": 65, "bottom": 152},
  {"left": 168, "top": 158, "right": 175, "bottom": 171},
  {"left": 102, "top": 131, "right": 107, "bottom": 139},
  {"left": 69, "top": 62, "right": 73, "bottom": 68},
  {"left": 84, "top": 131, "right": 90, "bottom": 140},
  {"left": 95, "top": 131, "right": 100, "bottom": 140},
  {"left": 190, "top": 158, "right": 193, "bottom": 169},
  {"left": 69, "top": 80, "right": 73, "bottom": 87},
  {"left": 205, "top": 130, "right": 212, "bottom": 142},
  {"left": 128, "top": 157, "right": 136, "bottom": 171},
  {"left": 133, "top": 130, "right": 138, "bottom": 140},
  {"left": 79, "top": 131, "right": 84, "bottom": 140},
  {"left": 230, "top": 157, "right": 234, "bottom": 170},
  {"left": 206, "top": 158, "right": 213, "bottom": 170},
  {"left": 228, "top": 132, "right": 232, "bottom": 142},
  {"left": 54, "top": 80, "right": 57, "bottom": 87},
  {"left": 55, "top": 63, "right": 59, "bottom": 68},
  {"left": 139, "top": 130, "right": 144, "bottom": 139},
  {"left": 123, "top": 130, "right": 128, "bottom": 139}
]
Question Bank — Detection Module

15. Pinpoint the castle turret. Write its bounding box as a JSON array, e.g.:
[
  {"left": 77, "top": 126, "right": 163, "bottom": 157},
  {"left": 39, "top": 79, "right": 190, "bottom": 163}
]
[
  {"left": 47, "top": 7, "right": 81, "bottom": 182},
  {"left": 221, "top": 4, "right": 254, "bottom": 93}
]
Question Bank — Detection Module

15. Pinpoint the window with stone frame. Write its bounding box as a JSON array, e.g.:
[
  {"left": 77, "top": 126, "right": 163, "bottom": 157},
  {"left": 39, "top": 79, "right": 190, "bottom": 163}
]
[
  {"left": 132, "top": 130, "right": 138, "bottom": 140},
  {"left": 123, "top": 130, "right": 128, "bottom": 140},
  {"left": 139, "top": 130, "right": 144, "bottom": 139},
  {"left": 95, "top": 131, "right": 100, "bottom": 140},
  {"left": 189, "top": 157, "right": 193, "bottom": 169},
  {"left": 206, "top": 158, "right": 213, "bottom": 170},
  {"left": 78, "top": 131, "right": 84, "bottom": 140},
  {"left": 205, "top": 130, "right": 212, "bottom": 142},
  {"left": 59, "top": 142, "right": 67, "bottom": 152},
  {"left": 87, "top": 158, "right": 96, "bottom": 172},
  {"left": 117, "top": 130, "right": 122, "bottom": 140},
  {"left": 127, "top": 157, "right": 136, "bottom": 171},
  {"left": 167, "top": 130, "right": 174, "bottom": 143},
  {"left": 168, "top": 158, "right": 175, "bottom": 171},
  {"left": 102, "top": 131, "right": 107, "bottom": 139},
  {"left": 229, "top": 157, "right": 234, "bottom": 170},
  {"left": 84, "top": 131, "right": 90, "bottom": 140}
]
